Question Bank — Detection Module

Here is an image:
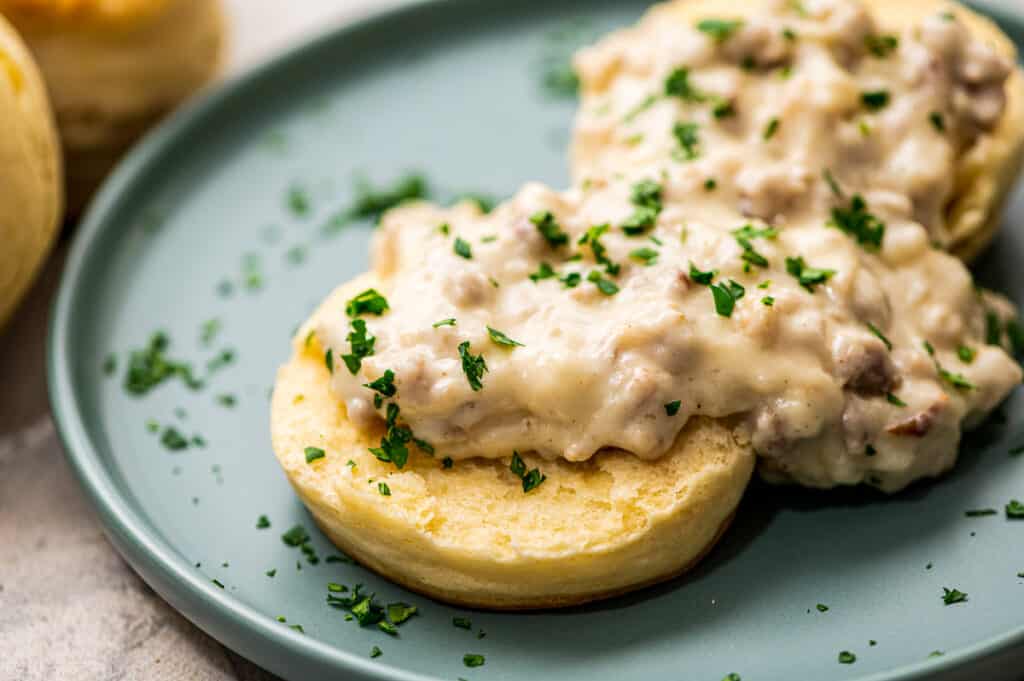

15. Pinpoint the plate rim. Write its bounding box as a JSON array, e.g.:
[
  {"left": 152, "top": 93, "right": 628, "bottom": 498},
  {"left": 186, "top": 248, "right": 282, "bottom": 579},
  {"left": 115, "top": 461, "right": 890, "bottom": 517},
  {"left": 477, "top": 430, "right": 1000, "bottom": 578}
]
[{"left": 46, "top": 0, "right": 1024, "bottom": 679}]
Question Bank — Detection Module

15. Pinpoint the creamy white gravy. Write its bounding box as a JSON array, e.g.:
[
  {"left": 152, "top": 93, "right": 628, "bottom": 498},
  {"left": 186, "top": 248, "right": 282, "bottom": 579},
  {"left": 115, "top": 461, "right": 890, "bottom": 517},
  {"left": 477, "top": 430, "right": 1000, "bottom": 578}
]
[{"left": 319, "top": 0, "right": 1022, "bottom": 492}]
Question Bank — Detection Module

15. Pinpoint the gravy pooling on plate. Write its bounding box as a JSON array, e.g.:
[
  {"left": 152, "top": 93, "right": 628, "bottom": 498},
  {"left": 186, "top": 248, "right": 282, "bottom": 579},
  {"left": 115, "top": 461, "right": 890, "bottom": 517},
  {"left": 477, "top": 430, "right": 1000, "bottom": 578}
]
[{"left": 318, "top": 0, "right": 1022, "bottom": 492}]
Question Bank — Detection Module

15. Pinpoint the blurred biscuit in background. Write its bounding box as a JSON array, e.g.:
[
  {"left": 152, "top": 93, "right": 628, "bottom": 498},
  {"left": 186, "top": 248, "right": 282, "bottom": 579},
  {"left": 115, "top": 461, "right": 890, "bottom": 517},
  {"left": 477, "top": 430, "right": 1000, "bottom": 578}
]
[{"left": 1, "top": 0, "right": 226, "bottom": 214}]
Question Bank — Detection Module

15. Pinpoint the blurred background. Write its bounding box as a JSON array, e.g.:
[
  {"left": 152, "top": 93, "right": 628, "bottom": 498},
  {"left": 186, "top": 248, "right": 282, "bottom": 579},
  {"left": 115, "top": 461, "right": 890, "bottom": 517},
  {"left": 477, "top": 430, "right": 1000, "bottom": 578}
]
[{"left": 0, "top": 2, "right": 395, "bottom": 679}]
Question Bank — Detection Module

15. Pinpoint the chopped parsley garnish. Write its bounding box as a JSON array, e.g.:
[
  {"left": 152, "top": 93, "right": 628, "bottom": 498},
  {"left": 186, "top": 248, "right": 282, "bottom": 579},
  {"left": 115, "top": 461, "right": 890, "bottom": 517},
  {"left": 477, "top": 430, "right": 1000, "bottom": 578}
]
[
  {"left": 861, "top": 90, "right": 890, "bottom": 111},
  {"left": 704, "top": 178, "right": 717, "bottom": 191},
  {"left": 886, "top": 393, "right": 907, "bottom": 407},
  {"left": 510, "top": 451, "right": 547, "bottom": 493},
  {"left": 332, "top": 173, "right": 428, "bottom": 227},
  {"left": 696, "top": 18, "right": 743, "bottom": 42},
  {"left": 438, "top": 222, "right": 450, "bottom": 236},
  {"left": 560, "top": 272, "right": 582, "bottom": 288},
  {"left": 325, "top": 349, "right": 334, "bottom": 374},
  {"left": 378, "top": 482, "right": 391, "bottom": 496},
  {"left": 823, "top": 169, "right": 844, "bottom": 197},
  {"left": 217, "top": 393, "right": 237, "bottom": 407},
  {"left": 733, "top": 224, "right": 776, "bottom": 269},
  {"left": 665, "top": 67, "right": 705, "bottom": 102},
  {"left": 458, "top": 341, "right": 488, "bottom": 391},
  {"left": 816, "top": 603, "right": 829, "bottom": 612},
  {"left": 762, "top": 117, "right": 780, "bottom": 140},
  {"left": 487, "top": 326, "right": 524, "bottom": 348},
  {"left": 281, "top": 525, "right": 310, "bottom": 547},
  {"left": 531, "top": 211, "right": 569, "bottom": 248},
  {"left": 923, "top": 340, "right": 975, "bottom": 390},
  {"left": 342, "top": 319, "right": 376, "bottom": 374},
  {"left": 433, "top": 318, "right": 457, "bottom": 328},
  {"left": 712, "top": 98, "right": 735, "bottom": 118},
  {"left": 865, "top": 444, "right": 877, "bottom": 456},
  {"left": 212, "top": 579, "right": 225, "bottom": 589},
  {"left": 762, "top": 296, "right": 775, "bottom": 306},
  {"left": 630, "top": 247, "right": 660, "bottom": 266},
  {"left": 957, "top": 345, "right": 975, "bottom": 363},
  {"left": 838, "top": 651, "right": 856, "bottom": 664},
  {"left": 256, "top": 515, "right": 271, "bottom": 529},
  {"left": 665, "top": 400, "right": 682, "bottom": 416},
  {"left": 587, "top": 270, "right": 620, "bottom": 295},
  {"left": 986, "top": 311, "right": 1002, "bottom": 345},
  {"left": 786, "top": 256, "right": 834, "bottom": 293},
  {"left": 160, "top": 427, "right": 189, "bottom": 451},
  {"left": 463, "top": 654, "right": 486, "bottom": 668},
  {"left": 454, "top": 617, "right": 473, "bottom": 629},
  {"left": 965, "top": 508, "right": 997, "bottom": 517},
  {"left": 829, "top": 194, "right": 885, "bottom": 250},
  {"left": 103, "top": 354, "right": 117, "bottom": 376},
  {"left": 346, "top": 289, "right": 390, "bottom": 317},
  {"left": 929, "top": 111, "right": 946, "bottom": 132},
  {"left": 673, "top": 122, "right": 700, "bottom": 160},
  {"left": 266, "top": 569, "right": 277, "bottom": 577},
  {"left": 928, "top": 650, "right": 945, "bottom": 658},
  {"left": 689, "top": 262, "right": 717, "bottom": 285},
  {"left": 529, "top": 262, "right": 557, "bottom": 283},
  {"left": 287, "top": 185, "right": 310, "bottom": 217},
  {"left": 941, "top": 587, "right": 968, "bottom": 605},
  {"left": 364, "top": 370, "right": 397, "bottom": 404},
  {"left": 442, "top": 457, "right": 454, "bottom": 469},
  {"left": 124, "top": 332, "right": 202, "bottom": 395},
  {"left": 864, "top": 34, "right": 899, "bottom": 57},
  {"left": 867, "top": 323, "right": 893, "bottom": 351},
  {"left": 453, "top": 237, "right": 473, "bottom": 259},
  {"left": 305, "top": 447, "right": 326, "bottom": 463},
  {"left": 579, "top": 223, "right": 620, "bottom": 274},
  {"left": 711, "top": 280, "right": 745, "bottom": 317},
  {"left": 623, "top": 180, "right": 664, "bottom": 235},
  {"left": 1007, "top": 499, "right": 1024, "bottom": 519},
  {"left": 722, "top": 675, "right": 741, "bottom": 681},
  {"left": 624, "top": 93, "right": 659, "bottom": 122},
  {"left": 371, "top": 646, "right": 382, "bottom": 658},
  {"left": 369, "top": 404, "right": 412, "bottom": 469},
  {"left": 386, "top": 602, "right": 417, "bottom": 624}
]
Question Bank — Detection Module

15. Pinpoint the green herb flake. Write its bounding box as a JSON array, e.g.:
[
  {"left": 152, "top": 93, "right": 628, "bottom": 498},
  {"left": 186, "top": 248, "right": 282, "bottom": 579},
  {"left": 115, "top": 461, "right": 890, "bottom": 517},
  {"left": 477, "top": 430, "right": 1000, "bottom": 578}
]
[
  {"left": 364, "top": 369, "right": 397, "bottom": 401},
  {"left": 1007, "top": 499, "right": 1024, "bottom": 519},
  {"left": 689, "top": 262, "right": 717, "bottom": 285},
  {"left": 386, "top": 602, "right": 417, "bottom": 625},
  {"left": 816, "top": 603, "right": 829, "bottom": 612},
  {"left": 704, "top": 178, "right": 718, "bottom": 191},
  {"left": 930, "top": 111, "right": 946, "bottom": 132},
  {"left": 865, "top": 34, "right": 899, "bottom": 57},
  {"left": 124, "top": 332, "right": 202, "bottom": 395},
  {"left": 331, "top": 174, "right": 428, "bottom": 228},
  {"left": 325, "top": 349, "right": 334, "bottom": 374},
  {"left": 510, "top": 451, "right": 547, "bottom": 493},
  {"left": 697, "top": 18, "right": 743, "bottom": 42},
  {"left": 281, "top": 525, "right": 310, "bottom": 547},
  {"left": 529, "top": 262, "right": 557, "bottom": 283},
  {"left": 256, "top": 515, "right": 271, "bottom": 529},
  {"left": 762, "top": 117, "right": 780, "bottom": 140},
  {"left": 624, "top": 93, "right": 660, "bottom": 122},
  {"left": 453, "top": 616, "right": 473, "bottom": 629},
  {"left": 346, "top": 289, "right": 390, "bottom": 318},
  {"left": 287, "top": 185, "right": 311, "bottom": 217},
  {"left": 212, "top": 579, "right": 225, "bottom": 589},
  {"left": 867, "top": 322, "right": 893, "bottom": 351},
  {"left": 941, "top": 587, "right": 968, "bottom": 605},
  {"left": 160, "top": 427, "right": 189, "bottom": 451},
  {"left": 458, "top": 341, "right": 488, "bottom": 392},
  {"left": 928, "top": 650, "right": 945, "bottom": 658},
  {"left": 342, "top": 319, "right": 376, "bottom": 375},
  {"left": 861, "top": 90, "right": 890, "bottom": 111},
  {"left": 665, "top": 67, "right": 705, "bottom": 102},
  {"left": 786, "top": 256, "right": 835, "bottom": 293},
  {"left": 711, "top": 280, "right": 745, "bottom": 317},
  {"left": 829, "top": 194, "right": 885, "bottom": 250},
  {"left": 587, "top": 270, "right": 620, "bottom": 295},
  {"left": 266, "top": 569, "right": 277, "bottom": 577},
  {"left": 454, "top": 237, "right": 473, "bottom": 260},
  {"left": 433, "top": 318, "right": 457, "bottom": 328},
  {"left": 886, "top": 392, "right": 907, "bottom": 407},
  {"left": 371, "top": 646, "right": 382, "bottom": 658},
  {"left": 630, "top": 247, "right": 660, "bottom": 266},
  {"left": 531, "top": 211, "right": 569, "bottom": 248},
  {"left": 487, "top": 326, "right": 524, "bottom": 348},
  {"left": 957, "top": 345, "right": 976, "bottom": 363},
  {"left": 463, "top": 654, "right": 486, "bottom": 668},
  {"left": 965, "top": 508, "right": 997, "bottom": 517},
  {"left": 665, "top": 400, "right": 682, "bottom": 416},
  {"left": 673, "top": 121, "right": 701, "bottom": 160},
  {"left": 721, "top": 675, "right": 742, "bottom": 681},
  {"left": 838, "top": 651, "right": 856, "bottom": 665},
  {"left": 378, "top": 482, "right": 391, "bottom": 496},
  {"left": 762, "top": 296, "right": 775, "bottom": 306},
  {"left": 216, "top": 393, "right": 237, "bottom": 408}
]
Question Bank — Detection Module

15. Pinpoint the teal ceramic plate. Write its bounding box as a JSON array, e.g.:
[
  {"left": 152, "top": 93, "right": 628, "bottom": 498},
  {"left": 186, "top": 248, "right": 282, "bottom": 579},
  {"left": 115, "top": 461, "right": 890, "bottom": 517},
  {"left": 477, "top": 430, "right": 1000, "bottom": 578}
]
[{"left": 49, "top": 1, "right": 1024, "bottom": 680}]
